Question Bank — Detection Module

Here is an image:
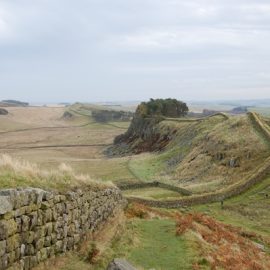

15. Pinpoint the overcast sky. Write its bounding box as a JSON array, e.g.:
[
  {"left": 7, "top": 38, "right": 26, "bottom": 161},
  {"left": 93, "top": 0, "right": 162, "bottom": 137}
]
[{"left": 0, "top": 0, "right": 270, "bottom": 103}]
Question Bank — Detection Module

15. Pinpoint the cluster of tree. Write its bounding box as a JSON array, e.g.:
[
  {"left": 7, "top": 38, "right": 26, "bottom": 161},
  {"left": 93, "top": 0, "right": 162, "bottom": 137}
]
[
  {"left": 92, "top": 110, "right": 133, "bottom": 123},
  {"left": 136, "top": 98, "right": 189, "bottom": 118}
]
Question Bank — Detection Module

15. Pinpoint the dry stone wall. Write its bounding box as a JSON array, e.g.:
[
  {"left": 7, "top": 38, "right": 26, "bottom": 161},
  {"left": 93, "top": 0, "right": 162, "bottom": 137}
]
[
  {"left": 127, "top": 156, "right": 270, "bottom": 208},
  {"left": 0, "top": 187, "right": 125, "bottom": 270},
  {"left": 117, "top": 181, "right": 192, "bottom": 196},
  {"left": 248, "top": 112, "right": 270, "bottom": 142}
]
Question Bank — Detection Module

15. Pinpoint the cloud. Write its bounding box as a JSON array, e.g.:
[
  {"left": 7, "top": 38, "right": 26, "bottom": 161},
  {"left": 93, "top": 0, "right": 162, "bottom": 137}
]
[
  {"left": 114, "top": 28, "right": 247, "bottom": 50},
  {"left": 0, "top": 0, "right": 269, "bottom": 102}
]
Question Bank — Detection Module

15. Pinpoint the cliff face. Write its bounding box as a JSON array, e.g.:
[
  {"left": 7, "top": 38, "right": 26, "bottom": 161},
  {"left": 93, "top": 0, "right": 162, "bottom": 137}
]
[{"left": 111, "top": 115, "right": 175, "bottom": 155}]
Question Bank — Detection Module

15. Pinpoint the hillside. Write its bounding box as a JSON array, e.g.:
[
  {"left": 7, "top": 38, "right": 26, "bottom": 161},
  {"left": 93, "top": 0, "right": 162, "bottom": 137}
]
[
  {"left": 0, "top": 105, "right": 269, "bottom": 270},
  {"left": 0, "top": 100, "right": 29, "bottom": 107},
  {"left": 111, "top": 111, "right": 270, "bottom": 196}
]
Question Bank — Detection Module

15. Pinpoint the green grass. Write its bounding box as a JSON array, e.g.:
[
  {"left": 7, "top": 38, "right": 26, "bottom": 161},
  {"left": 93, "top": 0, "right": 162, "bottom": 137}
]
[
  {"left": 128, "top": 153, "right": 167, "bottom": 181},
  {"left": 112, "top": 219, "right": 196, "bottom": 270},
  {"left": 128, "top": 146, "right": 190, "bottom": 182},
  {"left": 193, "top": 176, "right": 270, "bottom": 237},
  {"left": 123, "top": 187, "right": 183, "bottom": 200}
]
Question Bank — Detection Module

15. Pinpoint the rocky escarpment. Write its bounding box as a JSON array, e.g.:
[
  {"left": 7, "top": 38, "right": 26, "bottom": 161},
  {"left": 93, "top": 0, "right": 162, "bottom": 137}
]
[
  {"left": 107, "top": 98, "right": 189, "bottom": 156},
  {"left": 0, "top": 186, "right": 125, "bottom": 270},
  {"left": 108, "top": 114, "right": 175, "bottom": 155}
]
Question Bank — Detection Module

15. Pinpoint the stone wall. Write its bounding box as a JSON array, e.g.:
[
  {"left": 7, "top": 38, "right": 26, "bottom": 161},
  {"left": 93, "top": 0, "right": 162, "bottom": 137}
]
[
  {"left": 117, "top": 181, "right": 192, "bottom": 196},
  {"left": 248, "top": 112, "right": 270, "bottom": 142},
  {"left": 0, "top": 187, "right": 125, "bottom": 270},
  {"left": 127, "top": 156, "right": 270, "bottom": 208}
]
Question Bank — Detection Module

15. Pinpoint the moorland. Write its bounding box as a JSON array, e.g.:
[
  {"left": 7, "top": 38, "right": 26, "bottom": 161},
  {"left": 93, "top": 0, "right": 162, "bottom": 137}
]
[{"left": 0, "top": 101, "right": 270, "bottom": 270}]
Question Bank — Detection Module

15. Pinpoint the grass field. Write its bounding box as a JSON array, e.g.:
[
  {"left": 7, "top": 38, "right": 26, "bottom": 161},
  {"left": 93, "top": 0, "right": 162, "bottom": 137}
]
[
  {"left": 123, "top": 187, "right": 183, "bottom": 200},
  {"left": 0, "top": 106, "right": 135, "bottom": 183}
]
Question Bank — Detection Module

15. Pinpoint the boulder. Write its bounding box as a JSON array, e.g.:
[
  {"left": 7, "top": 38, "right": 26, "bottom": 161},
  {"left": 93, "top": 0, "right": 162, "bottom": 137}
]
[
  {"left": 0, "top": 196, "right": 13, "bottom": 215},
  {"left": 107, "top": 258, "right": 137, "bottom": 270},
  {"left": 229, "top": 157, "right": 240, "bottom": 167}
]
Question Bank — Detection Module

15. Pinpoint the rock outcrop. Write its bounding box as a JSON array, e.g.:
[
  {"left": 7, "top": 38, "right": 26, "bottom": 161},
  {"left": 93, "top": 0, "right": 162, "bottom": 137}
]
[
  {"left": 108, "top": 114, "right": 171, "bottom": 155},
  {"left": 107, "top": 258, "right": 137, "bottom": 270}
]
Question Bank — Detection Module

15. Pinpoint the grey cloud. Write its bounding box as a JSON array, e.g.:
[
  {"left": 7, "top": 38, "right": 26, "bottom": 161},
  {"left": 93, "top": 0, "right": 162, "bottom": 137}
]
[{"left": 0, "top": 0, "right": 269, "bottom": 102}]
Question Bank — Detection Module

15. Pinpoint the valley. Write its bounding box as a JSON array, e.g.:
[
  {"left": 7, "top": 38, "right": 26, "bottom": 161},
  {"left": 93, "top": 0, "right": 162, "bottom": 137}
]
[{"left": 0, "top": 102, "right": 270, "bottom": 270}]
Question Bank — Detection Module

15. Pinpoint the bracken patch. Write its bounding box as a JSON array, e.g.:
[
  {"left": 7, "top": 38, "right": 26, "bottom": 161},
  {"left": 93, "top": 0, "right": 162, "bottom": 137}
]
[{"left": 176, "top": 213, "right": 270, "bottom": 270}]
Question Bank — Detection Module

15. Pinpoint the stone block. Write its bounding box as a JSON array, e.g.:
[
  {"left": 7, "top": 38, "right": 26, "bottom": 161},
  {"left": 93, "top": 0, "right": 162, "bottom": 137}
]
[
  {"left": 0, "top": 196, "right": 13, "bottom": 216},
  {"left": 6, "top": 234, "right": 20, "bottom": 252},
  {"left": 0, "top": 219, "right": 17, "bottom": 240},
  {"left": 0, "top": 240, "right": 6, "bottom": 257},
  {"left": 21, "top": 215, "right": 30, "bottom": 232},
  {"left": 107, "top": 258, "right": 137, "bottom": 270}
]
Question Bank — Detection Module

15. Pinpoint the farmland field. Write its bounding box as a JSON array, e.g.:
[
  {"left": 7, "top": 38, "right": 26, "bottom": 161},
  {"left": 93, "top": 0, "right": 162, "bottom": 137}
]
[{"left": 0, "top": 106, "right": 134, "bottom": 182}]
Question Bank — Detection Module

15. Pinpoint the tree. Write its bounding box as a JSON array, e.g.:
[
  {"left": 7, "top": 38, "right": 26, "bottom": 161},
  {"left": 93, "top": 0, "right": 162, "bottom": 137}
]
[{"left": 136, "top": 98, "right": 188, "bottom": 118}]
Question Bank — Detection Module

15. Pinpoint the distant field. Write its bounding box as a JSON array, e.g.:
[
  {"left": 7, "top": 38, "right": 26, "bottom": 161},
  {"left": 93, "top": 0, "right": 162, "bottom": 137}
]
[
  {"left": 249, "top": 107, "right": 270, "bottom": 116},
  {"left": 189, "top": 104, "right": 235, "bottom": 113},
  {"left": 190, "top": 103, "right": 270, "bottom": 117},
  {"left": 0, "top": 106, "right": 135, "bottom": 183}
]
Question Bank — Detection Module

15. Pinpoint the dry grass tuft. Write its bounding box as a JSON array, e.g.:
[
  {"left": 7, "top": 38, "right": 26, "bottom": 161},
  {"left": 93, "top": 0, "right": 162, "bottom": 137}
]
[{"left": 0, "top": 154, "right": 114, "bottom": 191}]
